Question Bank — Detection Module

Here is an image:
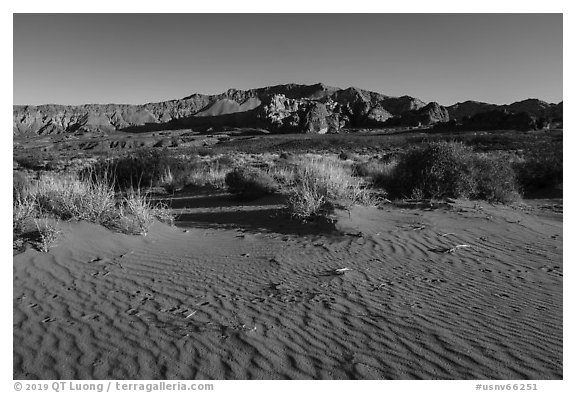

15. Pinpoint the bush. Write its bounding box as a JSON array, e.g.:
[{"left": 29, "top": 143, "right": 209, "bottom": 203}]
[
  {"left": 379, "top": 141, "right": 520, "bottom": 203},
  {"left": 225, "top": 167, "right": 278, "bottom": 200},
  {"left": 514, "top": 146, "right": 562, "bottom": 194},
  {"left": 288, "top": 156, "right": 373, "bottom": 219},
  {"left": 380, "top": 142, "right": 476, "bottom": 199},
  {"left": 473, "top": 156, "right": 520, "bottom": 203}
]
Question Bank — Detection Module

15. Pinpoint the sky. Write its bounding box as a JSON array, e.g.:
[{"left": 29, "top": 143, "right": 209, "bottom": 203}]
[{"left": 13, "top": 13, "right": 563, "bottom": 106}]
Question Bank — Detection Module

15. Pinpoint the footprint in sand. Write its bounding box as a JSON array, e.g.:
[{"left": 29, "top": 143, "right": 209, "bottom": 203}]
[{"left": 539, "top": 265, "right": 562, "bottom": 275}]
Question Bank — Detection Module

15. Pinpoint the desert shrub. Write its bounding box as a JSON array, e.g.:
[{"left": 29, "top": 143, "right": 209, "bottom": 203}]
[
  {"left": 288, "top": 156, "right": 373, "bottom": 219},
  {"left": 225, "top": 167, "right": 278, "bottom": 200},
  {"left": 472, "top": 156, "right": 520, "bottom": 203},
  {"left": 378, "top": 142, "right": 520, "bottom": 203},
  {"left": 385, "top": 142, "right": 477, "bottom": 199},
  {"left": 514, "top": 146, "right": 562, "bottom": 193}
]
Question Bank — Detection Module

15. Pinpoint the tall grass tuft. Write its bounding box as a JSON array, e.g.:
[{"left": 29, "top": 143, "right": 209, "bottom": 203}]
[
  {"left": 32, "top": 172, "right": 117, "bottom": 224},
  {"left": 13, "top": 169, "right": 174, "bottom": 237},
  {"left": 34, "top": 218, "right": 61, "bottom": 252},
  {"left": 288, "top": 156, "right": 373, "bottom": 219}
]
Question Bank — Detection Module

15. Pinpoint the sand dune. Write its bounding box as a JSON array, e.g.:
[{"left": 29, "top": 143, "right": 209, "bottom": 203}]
[{"left": 13, "top": 198, "right": 562, "bottom": 379}]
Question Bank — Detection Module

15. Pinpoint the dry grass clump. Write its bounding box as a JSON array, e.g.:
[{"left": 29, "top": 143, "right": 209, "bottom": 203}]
[
  {"left": 32, "top": 171, "right": 117, "bottom": 223},
  {"left": 181, "top": 160, "right": 230, "bottom": 190},
  {"left": 115, "top": 189, "right": 173, "bottom": 235},
  {"left": 34, "top": 218, "right": 61, "bottom": 252},
  {"left": 225, "top": 167, "right": 278, "bottom": 200},
  {"left": 288, "top": 156, "right": 374, "bottom": 219},
  {"left": 13, "top": 170, "right": 173, "bottom": 239},
  {"left": 13, "top": 194, "right": 37, "bottom": 234},
  {"left": 267, "top": 162, "right": 297, "bottom": 186},
  {"left": 353, "top": 158, "right": 399, "bottom": 184},
  {"left": 14, "top": 172, "right": 36, "bottom": 234}
]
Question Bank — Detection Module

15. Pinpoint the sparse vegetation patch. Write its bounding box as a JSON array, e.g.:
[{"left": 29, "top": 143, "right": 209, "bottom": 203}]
[{"left": 13, "top": 169, "right": 173, "bottom": 246}]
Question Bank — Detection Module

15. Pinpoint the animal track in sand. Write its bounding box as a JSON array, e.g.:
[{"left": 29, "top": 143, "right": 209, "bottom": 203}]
[{"left": 539, "top": 265, "right": 562, "bottom": 276}]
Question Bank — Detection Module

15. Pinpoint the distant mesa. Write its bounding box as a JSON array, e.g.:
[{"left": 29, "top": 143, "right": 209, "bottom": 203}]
[{"left": 13, "top": 83, "right": 563, "bottom": 136}]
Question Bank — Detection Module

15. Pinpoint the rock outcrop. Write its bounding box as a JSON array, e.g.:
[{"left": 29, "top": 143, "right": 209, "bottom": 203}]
[{"left": 384, "top": 102, "right": 450, "bottom": 127}]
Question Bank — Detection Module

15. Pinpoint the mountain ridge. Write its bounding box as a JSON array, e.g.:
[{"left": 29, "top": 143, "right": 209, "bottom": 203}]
[{"left": 13, "top": 83, "right": 563, "bottom": 136}]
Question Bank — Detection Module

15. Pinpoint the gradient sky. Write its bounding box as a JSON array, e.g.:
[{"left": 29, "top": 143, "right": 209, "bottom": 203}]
[{"left": 13, "top": 14, "right": 563, "bottom": 106}]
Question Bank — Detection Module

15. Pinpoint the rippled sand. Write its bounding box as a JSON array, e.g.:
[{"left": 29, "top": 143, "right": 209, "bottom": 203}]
[{"left": 13, "top": 199, "right": 562, "bottom": 379}]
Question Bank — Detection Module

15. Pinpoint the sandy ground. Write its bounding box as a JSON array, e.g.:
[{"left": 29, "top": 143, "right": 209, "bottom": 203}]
[{"left": 13, "top": 194, "right": 562, "bottom": 379}]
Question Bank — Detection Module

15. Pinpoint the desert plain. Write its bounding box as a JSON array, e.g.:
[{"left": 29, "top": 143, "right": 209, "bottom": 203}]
[{"left": 13, "top": 84, "right": 563, "bottom": 380}]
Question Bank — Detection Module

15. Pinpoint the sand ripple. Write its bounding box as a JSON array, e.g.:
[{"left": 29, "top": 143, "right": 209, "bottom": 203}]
[{"left": 14, "top": 202, "right": 562, "bottom": 379}]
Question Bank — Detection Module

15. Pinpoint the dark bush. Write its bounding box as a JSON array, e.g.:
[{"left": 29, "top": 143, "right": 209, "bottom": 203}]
[
  {"left": 379, "top": 141, "right": 520, "bottom": 203},
  {"left": 225, "top": 167, "right": 278, "bottom": 200},
  {"left": 514, "top": 146, "right": 562, "bottom": 194},
  {"left": 382, "top": 142, "right": 476, "bottom": 199}
]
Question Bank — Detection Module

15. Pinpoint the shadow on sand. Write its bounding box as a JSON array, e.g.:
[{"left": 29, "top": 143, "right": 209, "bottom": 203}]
[{"left": 160, "top": 188, "right": 338, "bottom": 237}]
